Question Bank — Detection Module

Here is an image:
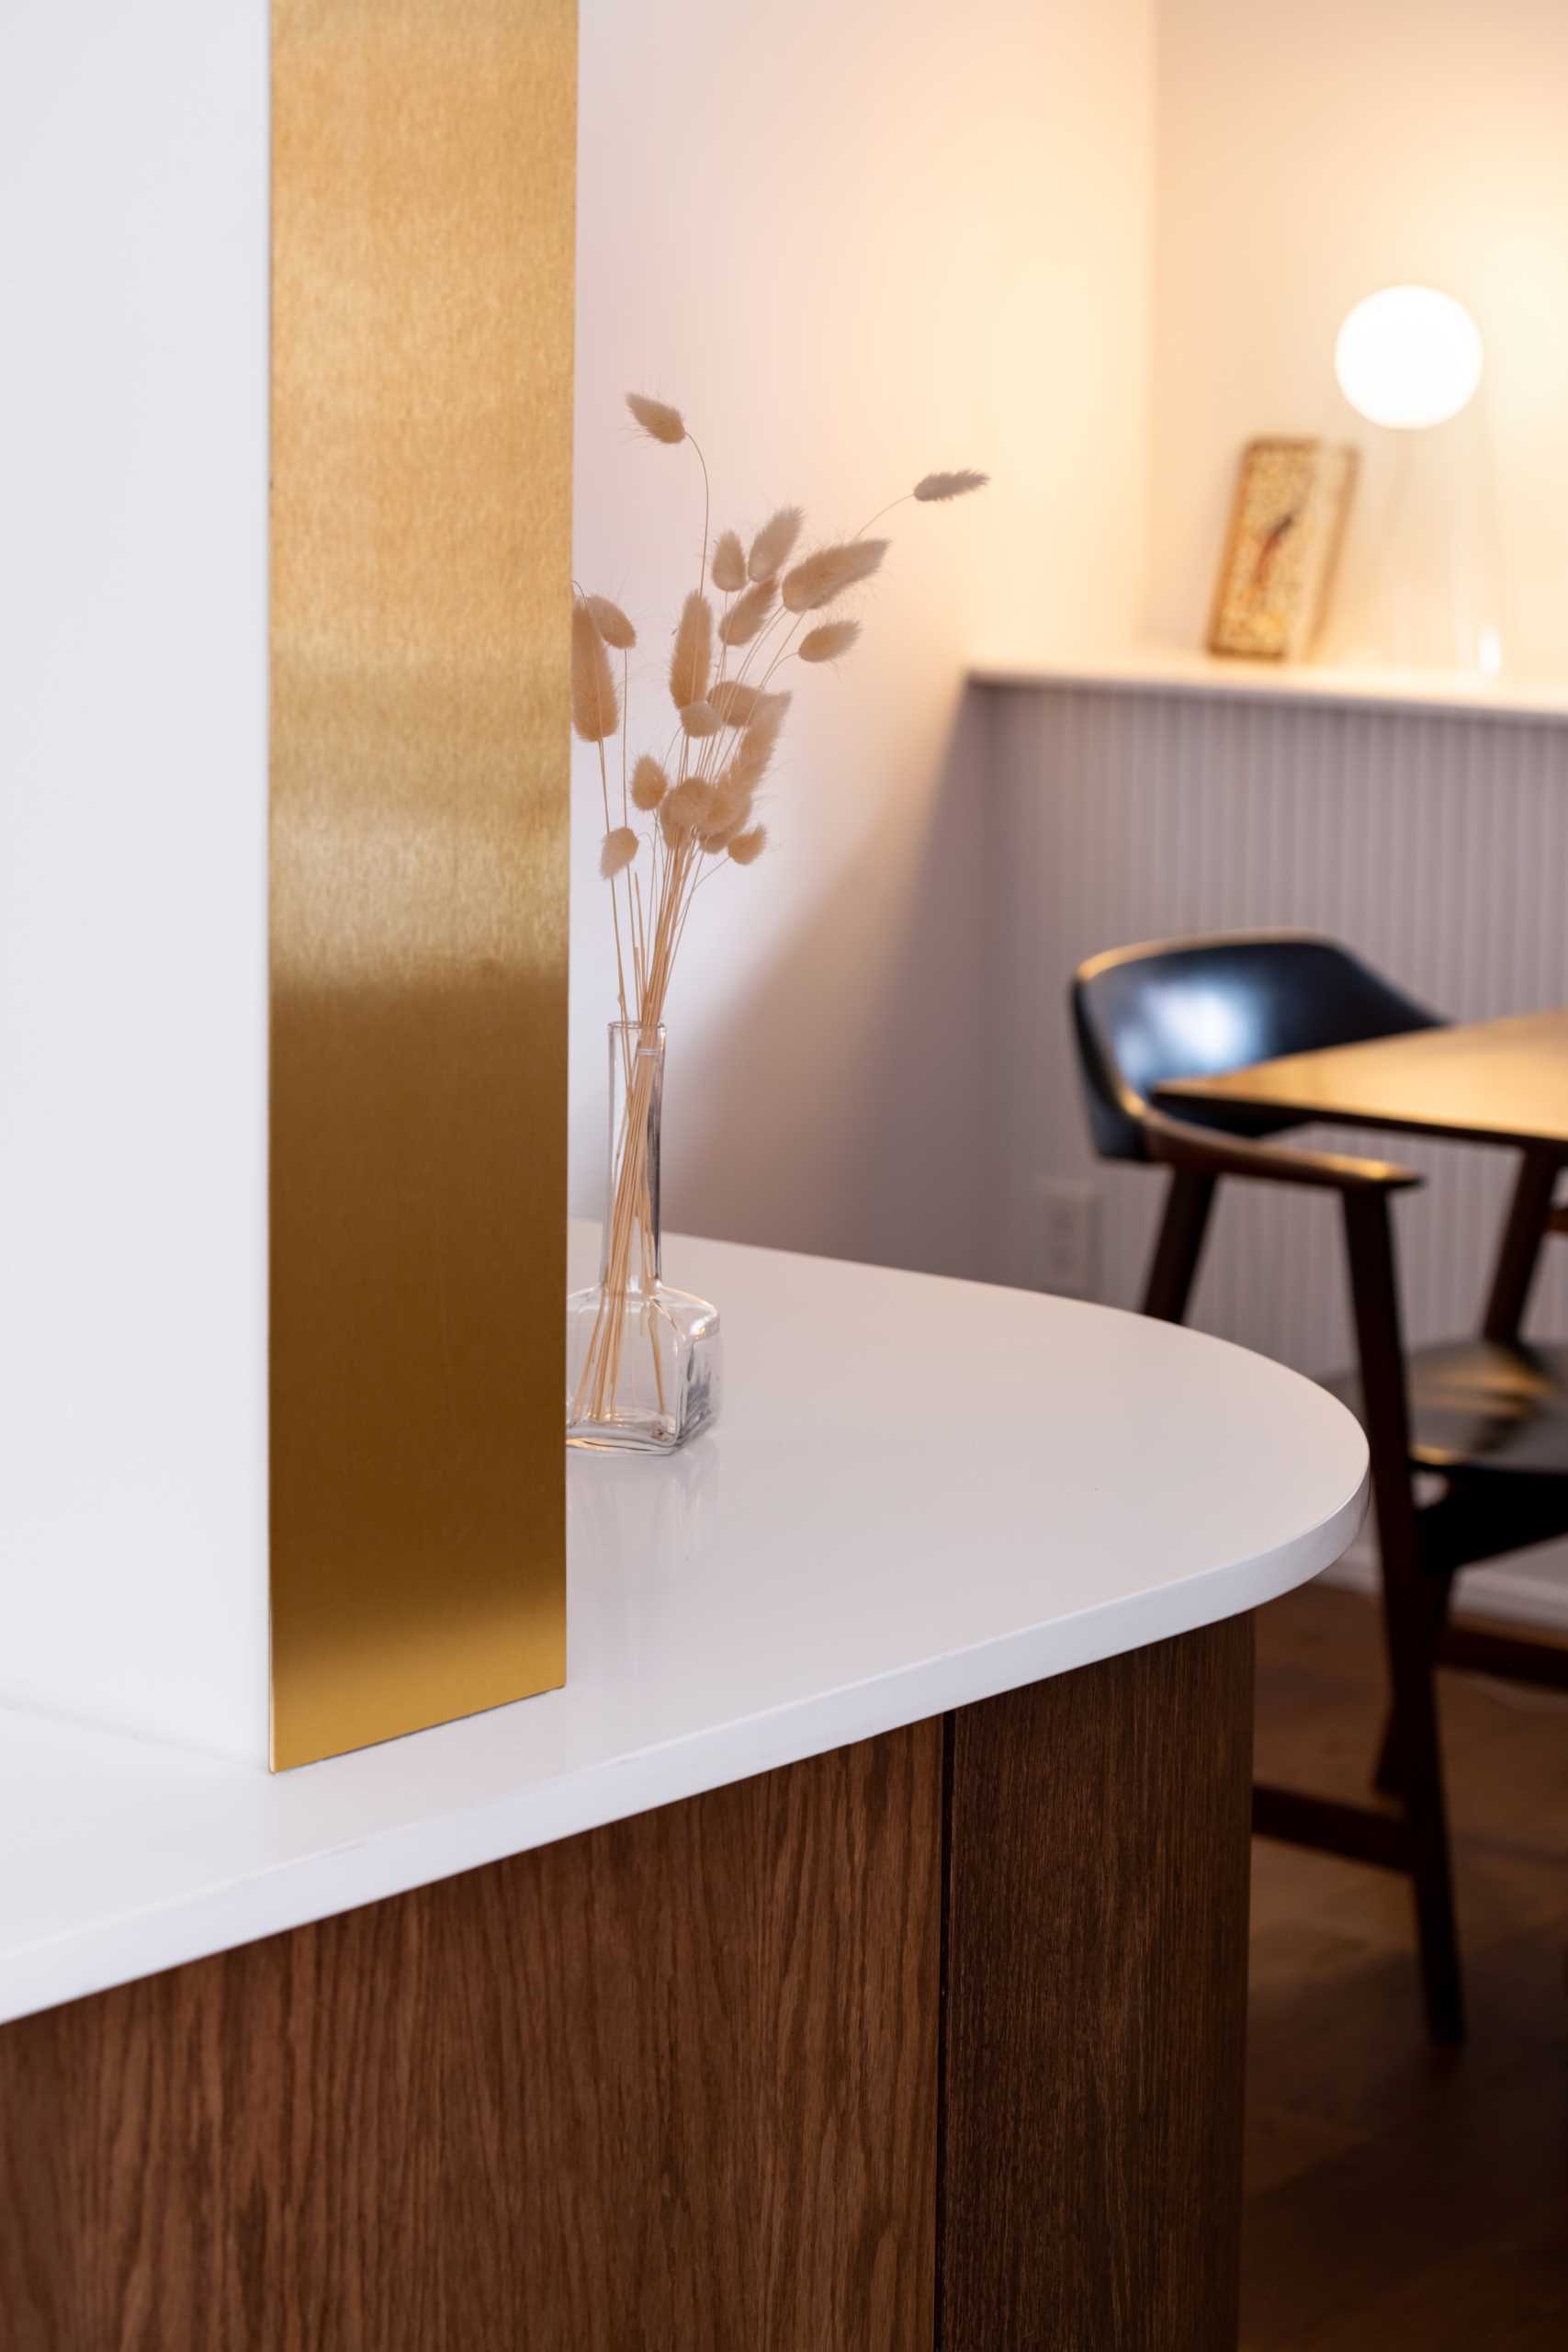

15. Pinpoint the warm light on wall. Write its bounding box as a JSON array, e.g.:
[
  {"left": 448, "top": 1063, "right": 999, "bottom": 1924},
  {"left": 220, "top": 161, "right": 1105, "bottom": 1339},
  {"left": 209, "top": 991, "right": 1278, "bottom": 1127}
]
[
  {"left": 1333, "top": 285, "right": 1483, "bottom": 431},
  {"left": 1326, "top": 284, "right": 1502, "bottom": 674}
]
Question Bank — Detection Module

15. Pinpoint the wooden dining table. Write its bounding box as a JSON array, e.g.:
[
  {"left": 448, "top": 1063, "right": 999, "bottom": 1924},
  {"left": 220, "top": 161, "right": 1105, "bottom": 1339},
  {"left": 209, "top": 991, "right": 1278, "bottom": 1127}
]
[
  {"left": 1156, "top": 1008, "right": 1568, "bottom": 2042},
  {"left": 1158, "top": 1010, "right": 1568, "bottom": 1343},
  {"left": 1159, "top": 1006, "right": 1568, "bottom": 1147}
]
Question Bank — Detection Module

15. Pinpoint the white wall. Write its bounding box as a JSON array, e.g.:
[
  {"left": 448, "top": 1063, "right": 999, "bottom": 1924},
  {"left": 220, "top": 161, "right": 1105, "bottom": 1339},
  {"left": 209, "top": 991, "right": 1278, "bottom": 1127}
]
[
  {"left": 1148, "top": 0, "right": 1568, "bottom": 681},
  {"left": 11, "top": 1, "right": 1567, "bottom": 1751},
  {"left": 0, "top": 0, "right": 1152, "bottom": 1761},
  {"left": 0, "top": 4, "right": 269, "bottom": 1758},
  {"left": 572, "top": 0, "right": 1155, "bottom": 1274}
]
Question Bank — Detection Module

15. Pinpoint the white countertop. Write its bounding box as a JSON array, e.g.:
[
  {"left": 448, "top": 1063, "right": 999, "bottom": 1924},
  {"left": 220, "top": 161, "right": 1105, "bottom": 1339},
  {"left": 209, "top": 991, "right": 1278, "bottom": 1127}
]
[
  {"left": 0, "top": 1230, "right": 1368, "bottom": 2027},
  {"left": 973, "top": 645, "right": 1568, "bottom": 724}
]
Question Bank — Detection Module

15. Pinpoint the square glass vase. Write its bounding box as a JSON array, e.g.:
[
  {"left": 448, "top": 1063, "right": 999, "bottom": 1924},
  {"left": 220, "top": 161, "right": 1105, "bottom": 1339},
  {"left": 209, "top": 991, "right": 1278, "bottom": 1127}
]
[{"left": 566, "top": 1022, "right": 721, "bottom": 1453}]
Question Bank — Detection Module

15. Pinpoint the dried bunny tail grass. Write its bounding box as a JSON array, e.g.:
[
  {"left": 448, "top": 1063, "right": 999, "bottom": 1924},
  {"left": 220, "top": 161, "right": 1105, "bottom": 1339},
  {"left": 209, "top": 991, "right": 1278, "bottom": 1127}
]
[
  {"left": 748, "top": 505, "right": 804, "bottom": 582},
  {"left": 730, "top": 695, "right": 788, "bottom": 790},
  {"left": 600, "top": 826, "right": 639, "bottom": 877},
  {"left": 730, "top": 735, "right": 772, "bottom": 792},
  {"left": 696, "top": 777, "right": 754, "bottom": 847},
  {"left": 680, "top": 700, "right": 722, "bottom": 738},
  {"left": 912, "top": 469, "right": 989, "bottom": 502},
  {"left": 669, "top": 590, "right": 714, "bottom": 708},
  {"left": 665, "top": 777, "right": 715, "bottom": 828},
  {"left": 717, "top": 575, "right": 776, "bottom": 647},
  {"left": 630, "top": 755, "right": 669, "bottom": 811},
  {"left": 626, "top": 391, "right": 685, "bottom": 445},
  {"left": 728, "top": 824, "right": 767, "bottom": 867},
  {"left": 781, "top": 538, "right": 887, "bottom": 612},
  {"left": 586, "top": 594, "right": 637, "bottom": 650},
  {"left": 660, "top": 778, "right": 715, "bottom": 843},
  {"left": 570, "top": 596, "right": 619, "bottom": 742},
  {"left": 711, "top": 530, "right": 746, "bottom": 593},
  {"left": 799, "top": 618, "right": 862, "bottom": 663},
  {"left": 708, "top": 680, "right": 767, "bottom": 728}
]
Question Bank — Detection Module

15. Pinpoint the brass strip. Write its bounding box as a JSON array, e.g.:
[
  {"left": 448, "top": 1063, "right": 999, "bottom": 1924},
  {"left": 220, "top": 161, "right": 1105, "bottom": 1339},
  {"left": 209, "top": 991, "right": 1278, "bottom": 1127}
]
[{"left": 269, "top": 0, "right": 573, "bottom": 1768}]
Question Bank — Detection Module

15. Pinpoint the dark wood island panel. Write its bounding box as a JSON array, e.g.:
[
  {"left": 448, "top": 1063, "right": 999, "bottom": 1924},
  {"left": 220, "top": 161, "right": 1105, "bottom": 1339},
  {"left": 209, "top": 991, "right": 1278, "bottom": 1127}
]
[
  {"left": 1, "top": 1619, "right": 1253, "bottom": 2350},
  {"left": 943, "top": 1612, "right": 1255, "bottom": 2351}
]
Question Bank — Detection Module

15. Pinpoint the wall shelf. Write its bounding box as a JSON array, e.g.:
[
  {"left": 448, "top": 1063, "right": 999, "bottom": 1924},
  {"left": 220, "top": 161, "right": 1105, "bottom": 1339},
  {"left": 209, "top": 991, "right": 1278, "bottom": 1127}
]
[{"left": 972, "top": 647, "right": 1568, "bottom": 727}]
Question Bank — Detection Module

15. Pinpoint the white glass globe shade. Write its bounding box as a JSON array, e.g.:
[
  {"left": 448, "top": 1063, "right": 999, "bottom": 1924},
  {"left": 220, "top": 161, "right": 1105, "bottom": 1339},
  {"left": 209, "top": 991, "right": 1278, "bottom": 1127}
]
[{"left": 1334, "top": 286, "right": 1483, "bottom": 430}]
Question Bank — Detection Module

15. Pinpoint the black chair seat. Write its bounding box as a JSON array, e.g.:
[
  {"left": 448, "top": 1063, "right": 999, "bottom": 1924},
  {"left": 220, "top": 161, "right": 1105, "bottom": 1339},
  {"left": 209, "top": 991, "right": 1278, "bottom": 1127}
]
[{"left": 1324, "top": 1339, "right": 1568, "bottom": 1480}]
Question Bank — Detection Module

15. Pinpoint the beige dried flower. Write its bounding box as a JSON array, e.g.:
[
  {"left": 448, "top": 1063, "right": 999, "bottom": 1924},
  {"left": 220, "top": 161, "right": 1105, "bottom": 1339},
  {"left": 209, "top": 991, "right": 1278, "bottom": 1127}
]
[
  {"left": 799, "top": 618, "right": 862, "bottom": 663},
  {"left": 708, "top": 680, "right": 766, "bottom": 729},
  {"left": 717, "top": 576, "right": 776, "bottom": 647},
  {"left": 748, "top": 505, "right": 804, "bottom": 582},
  {"left": 626, "top": 391, "right": 685, "bottom": 445},
  {"left": 577, "top": 390, "right": 995, "bottom": 1426},
  {"left": 600, "top": 825, "right": 639, "bottom": 876},
  {"left": 586, "top": 594, "right": 637, "bottom": 650},
  {"left": 912, "top": 469, "right": 989, "bottom": 502},
  {"left": 697, "top": 777, "right": 753, "bottom": 846},
  {"left": 781, "top": 538, "right": 887, "bottom": 612},
  {"left": 630, "top": 755, "right": 669, "bottom": 811},
  {"left": 669, "top": 590, "right": 714, "bottom": 708},
  {"left": 663, "top": 778, "right": 715, "bottom": 834},
  {"left": 711, "top": 531, "right": 746, "bottom": 593},
  {"left": 730, "top": 695, "right": 787, "bottom": 791},
  {"left": 730, "top": 735, "right": 772, "bottom": 793},
  {"left": 571, "top": 596, "right": 619, "bottom": 743}
]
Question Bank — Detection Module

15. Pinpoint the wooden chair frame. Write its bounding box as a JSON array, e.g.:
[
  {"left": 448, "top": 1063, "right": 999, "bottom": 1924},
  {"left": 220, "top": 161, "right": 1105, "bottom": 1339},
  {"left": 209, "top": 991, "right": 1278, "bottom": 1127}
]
[{"left": 1141, "top": 1108, "right": 1568, "bottom": 2047}]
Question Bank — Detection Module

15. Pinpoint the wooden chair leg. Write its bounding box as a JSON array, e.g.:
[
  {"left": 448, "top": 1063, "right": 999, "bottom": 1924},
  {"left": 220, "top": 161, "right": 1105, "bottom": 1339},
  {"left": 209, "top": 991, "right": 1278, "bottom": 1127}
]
[
  {"left": 1373, "top": 1470, "right": 1568, "bottom": 1787},
  {"left": 1483, "top": 1147, "right": 1562, "bottom": 1343},
  {"left": 1342, "top": 1189, "right": 1465, "bottom": 2045},
  {"left": 1372, "top": 1567, "right": 1455, "bottom": 1796},
  {"left": 1375, "top": 1146, "right": 1563, "bottom": 1795},
  {"left": 1142, "top": 1169, "right": 1217, "bottom": 1325}
]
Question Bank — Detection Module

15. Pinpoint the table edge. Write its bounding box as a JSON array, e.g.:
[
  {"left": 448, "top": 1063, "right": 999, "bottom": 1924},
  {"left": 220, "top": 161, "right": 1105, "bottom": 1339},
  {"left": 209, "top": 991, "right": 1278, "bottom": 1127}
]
[
  {"left": 0, "top": 1465, "right": 1366, "bottom": 2029},
  {"left": 1156, "top": 1080, "right": 1567, "bottom": 1154},
  {"left": 1156, "top": 1011, "right": 1568, "bottom": 1153}
]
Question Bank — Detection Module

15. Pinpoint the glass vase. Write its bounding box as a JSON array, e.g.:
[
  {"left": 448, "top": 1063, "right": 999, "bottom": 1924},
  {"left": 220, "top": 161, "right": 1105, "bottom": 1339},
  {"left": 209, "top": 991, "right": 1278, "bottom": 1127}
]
[{"left": 566, "top": 1022, "right": 721, "bottom": 1452}]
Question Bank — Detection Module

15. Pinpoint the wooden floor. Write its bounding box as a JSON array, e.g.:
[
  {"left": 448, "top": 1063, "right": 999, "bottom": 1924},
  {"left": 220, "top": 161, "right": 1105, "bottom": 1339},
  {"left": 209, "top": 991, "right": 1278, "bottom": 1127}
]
[{"left": 1245, "top": 1582, "right": 1568, "bottom": 2350}]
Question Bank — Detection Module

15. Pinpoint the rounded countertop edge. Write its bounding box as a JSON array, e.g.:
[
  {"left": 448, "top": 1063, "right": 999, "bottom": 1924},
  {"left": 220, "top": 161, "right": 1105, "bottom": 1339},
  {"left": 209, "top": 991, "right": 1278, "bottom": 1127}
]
[{"left": 0, "top": 1455, "right": 1367, "bottom": 2032}]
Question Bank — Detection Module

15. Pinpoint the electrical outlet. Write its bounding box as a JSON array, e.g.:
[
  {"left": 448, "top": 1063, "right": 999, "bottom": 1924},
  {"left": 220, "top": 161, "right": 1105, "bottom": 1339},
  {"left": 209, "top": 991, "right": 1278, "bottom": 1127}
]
[{"left": 1034, "top": 1177, "right": 1100, "bottom": 1300}]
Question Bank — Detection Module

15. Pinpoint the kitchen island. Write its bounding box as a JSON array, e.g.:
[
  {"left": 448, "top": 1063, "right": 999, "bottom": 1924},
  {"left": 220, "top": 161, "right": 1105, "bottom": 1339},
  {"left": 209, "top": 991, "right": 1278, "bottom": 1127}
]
[{"left": 0, "top": 1231, "right": 1367, "bottom": 2349}]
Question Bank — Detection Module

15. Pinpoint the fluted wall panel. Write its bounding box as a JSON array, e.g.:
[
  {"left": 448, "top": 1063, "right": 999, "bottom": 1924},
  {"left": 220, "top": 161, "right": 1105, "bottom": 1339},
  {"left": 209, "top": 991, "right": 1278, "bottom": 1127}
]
[{"left": 982, "top": 681, "right": 1568, "bottom": 1384}]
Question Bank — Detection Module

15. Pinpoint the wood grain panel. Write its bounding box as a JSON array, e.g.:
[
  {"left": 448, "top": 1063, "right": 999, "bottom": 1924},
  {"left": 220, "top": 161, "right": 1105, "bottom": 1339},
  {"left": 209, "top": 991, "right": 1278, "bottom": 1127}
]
[
  {"left": 0, "top": 1723, "right": 941, "bottom": 2352},
  {"left": 268, "top": 0, "right": 574, "bottom": 1765},
  {"left": 941, "top": 1616, "right": 1256, "bottom": 2352}
]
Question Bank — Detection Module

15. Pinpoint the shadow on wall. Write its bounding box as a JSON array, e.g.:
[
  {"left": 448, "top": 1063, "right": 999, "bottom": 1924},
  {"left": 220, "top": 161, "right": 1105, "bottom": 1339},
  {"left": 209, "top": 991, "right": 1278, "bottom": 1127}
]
[{"left": 654, "top": 689, "right": 995, "bottom": 1284}]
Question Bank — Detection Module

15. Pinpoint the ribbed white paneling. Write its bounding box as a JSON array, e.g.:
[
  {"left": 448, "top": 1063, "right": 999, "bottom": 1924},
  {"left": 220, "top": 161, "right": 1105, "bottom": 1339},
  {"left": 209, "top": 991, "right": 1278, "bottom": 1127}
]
[{"left": 981, "top": 680, "right": 1568, "bottom": 1385}]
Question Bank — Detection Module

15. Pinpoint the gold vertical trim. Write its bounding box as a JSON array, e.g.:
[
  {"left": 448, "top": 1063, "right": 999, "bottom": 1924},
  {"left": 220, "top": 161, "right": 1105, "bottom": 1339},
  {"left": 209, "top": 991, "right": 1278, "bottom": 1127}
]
[{"left": 268, "top": 0, "right": 574, "bottom": 1768}]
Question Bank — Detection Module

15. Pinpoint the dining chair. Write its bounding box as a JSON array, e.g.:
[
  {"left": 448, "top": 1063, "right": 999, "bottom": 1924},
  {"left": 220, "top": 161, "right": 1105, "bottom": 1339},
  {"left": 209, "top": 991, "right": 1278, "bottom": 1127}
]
[{"left": 1070, "top": 931, "right": 1568, "bottom": 2044}]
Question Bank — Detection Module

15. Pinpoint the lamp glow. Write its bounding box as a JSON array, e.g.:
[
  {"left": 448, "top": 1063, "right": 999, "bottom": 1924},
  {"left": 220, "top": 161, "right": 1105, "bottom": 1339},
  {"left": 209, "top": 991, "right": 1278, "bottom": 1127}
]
[{"left": 1334, "top": 286, "right": 1483, "bottom": 430}]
